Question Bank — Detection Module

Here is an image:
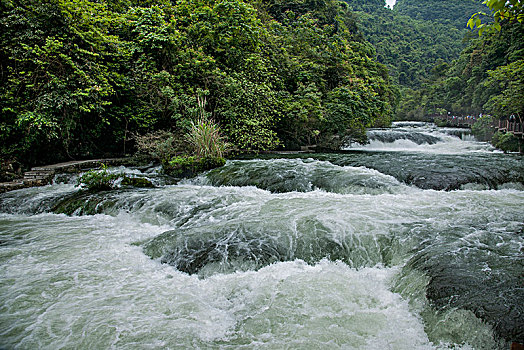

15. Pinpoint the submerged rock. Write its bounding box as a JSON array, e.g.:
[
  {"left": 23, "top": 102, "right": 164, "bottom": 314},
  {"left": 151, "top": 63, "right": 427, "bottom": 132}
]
[
  {"left": 405, "top": 231, "right": 524, "bottom": 345},
  {"left": 52, "top": 191, "right": 117, "bottom": 215},
  {"left": 121, "top": 176, "right": 154, "bottom": 188},
  {"left": 163, "top": 156, "right": 226, "bottom": 178}
]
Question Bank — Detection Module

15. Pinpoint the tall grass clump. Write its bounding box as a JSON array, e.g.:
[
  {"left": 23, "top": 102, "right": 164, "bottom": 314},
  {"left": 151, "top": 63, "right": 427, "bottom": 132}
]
[
  {"left": 164, "top": 116, "right": 229, "bottom": 177},
  {"left": 186, "top": 117, "right": 229, "bottom": 159},
  {"left": 135, "top": 93, "right": 230, "bottom": 178}
]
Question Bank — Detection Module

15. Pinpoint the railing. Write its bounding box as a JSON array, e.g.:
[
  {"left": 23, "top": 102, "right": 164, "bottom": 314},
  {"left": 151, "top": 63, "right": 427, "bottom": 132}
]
[
  {"left": 498, "top": 119, "right": 523, "bottom": 136},
  {"left": 428, "top": 115, "right": 523, "bottom": 138},
  {"left": 433, "top": 115, "right": 477, "bottom": 127}
]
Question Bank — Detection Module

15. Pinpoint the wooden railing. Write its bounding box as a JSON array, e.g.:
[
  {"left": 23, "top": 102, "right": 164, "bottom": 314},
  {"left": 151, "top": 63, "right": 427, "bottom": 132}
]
[
  {"left": 497, "top": 119, "right": 524, "bottom": 137},
  {"left": 433, "top": 115, "right": 477, "bottom": 127},
  {"left": 431, "top": 115, "right": 523, "bottom": 138}
]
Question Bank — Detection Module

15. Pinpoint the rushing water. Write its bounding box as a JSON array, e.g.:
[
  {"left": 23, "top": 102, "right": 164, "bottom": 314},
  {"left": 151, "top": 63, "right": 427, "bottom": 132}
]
[{"left": 1, "top": 122, "right": 523, "bottom": 349}]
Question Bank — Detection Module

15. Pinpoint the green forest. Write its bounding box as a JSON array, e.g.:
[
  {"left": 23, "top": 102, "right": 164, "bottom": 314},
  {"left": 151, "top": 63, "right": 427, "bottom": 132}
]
[
  {"left": 344, "top": 0, "right": 485, "bottom": 87},
  {"left": 0, "top": 0, "right": 395, "bottom": 167},
  {"left": 393, "top": 0, "right": 524, "bottom": 123},
  {"left": 1, "top": 0, "right": 523, "bottom": 173}
]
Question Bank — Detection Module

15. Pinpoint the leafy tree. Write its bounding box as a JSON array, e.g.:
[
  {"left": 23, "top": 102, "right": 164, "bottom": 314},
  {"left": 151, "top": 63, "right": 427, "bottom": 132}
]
[
  {"left": 484, "top": 59, "right": 524, "bottom": 119},
  {"left": 1, "top": 0, "right": 398, "bottom": 166},
  {"left": 395, "top": 0, "right": 489, "bottom": 30},
  {"left": 214, "top": 75, "right": 282, "bottom": 151},
  {"left": 0, "top": 0, "right": 129, "bottom": 163},
  {"left": 491, "top": 131, "right": 521, "bottom": 152},
  {"left": 468, "top": 0, "right": 524, "bottom": 34},
  {"left": 471, "top": 114, "right": 495, "bottom": 141}
]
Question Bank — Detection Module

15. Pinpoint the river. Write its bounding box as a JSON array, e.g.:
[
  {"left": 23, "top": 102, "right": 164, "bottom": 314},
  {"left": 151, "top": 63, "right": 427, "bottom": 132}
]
[{"left": 1, "top": 122, "right": 522, "bottom": 349}]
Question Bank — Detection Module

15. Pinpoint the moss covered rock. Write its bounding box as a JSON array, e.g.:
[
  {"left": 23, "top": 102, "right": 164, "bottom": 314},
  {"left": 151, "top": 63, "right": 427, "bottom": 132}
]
[
  {"left": 121, "top": 176, "right": 155, "bottom": 188},
  {"left": 163, "top": 156, "right": 226, "bottom": 178}
]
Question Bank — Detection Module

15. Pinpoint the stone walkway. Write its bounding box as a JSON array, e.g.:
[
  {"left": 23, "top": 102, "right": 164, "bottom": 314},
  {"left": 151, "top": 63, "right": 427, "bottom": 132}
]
[{"left": 0, "top": 158, "right": 128, "bottom": 193}]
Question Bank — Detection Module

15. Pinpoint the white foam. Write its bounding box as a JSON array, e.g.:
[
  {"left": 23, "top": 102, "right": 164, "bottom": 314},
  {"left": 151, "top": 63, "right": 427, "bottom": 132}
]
[
  {"left": 0, "top": 213, "right": 435, "bottom": 349},
  {"left": 1, "top": 155, "right": 522, "bottom": 349},
  {"left": 346, "top": 123, "right": 494, "bottom": 154}
]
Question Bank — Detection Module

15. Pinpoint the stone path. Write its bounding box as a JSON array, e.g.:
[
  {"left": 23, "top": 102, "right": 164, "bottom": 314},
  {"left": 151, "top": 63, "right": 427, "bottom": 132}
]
[{"left": 0, "top": 158, "right": 127, "bottom": 193}]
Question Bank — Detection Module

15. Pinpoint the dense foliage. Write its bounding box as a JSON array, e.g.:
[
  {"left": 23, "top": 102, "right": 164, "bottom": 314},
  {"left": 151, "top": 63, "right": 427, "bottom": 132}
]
[
  {"left": 364, "top": 0, "right": 523, "bottom": 128},
  {"left": 471, "top": 114, "right": 495, "bottom": 141},
  {"left": 395, "top": 0, "right": 489, "bottom": 30},
  {"left": 342, "top": 0, "right": 487, "bottom": 88},
  {"left": 468, "top": 0, "right": 524, "bottom": 34},
  {"left": 2, "top": 0, "right": 520, "bottom": 166},
  {"left": 0, "top": 0, "right": 395, "bottom": 167},
  {"left": 398, "top": 20, "right": 524, "bottom": 120}
]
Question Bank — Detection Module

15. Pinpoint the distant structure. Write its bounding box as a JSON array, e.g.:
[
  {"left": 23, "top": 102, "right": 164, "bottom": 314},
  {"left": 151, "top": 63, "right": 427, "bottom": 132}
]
[
  {"left": 432, "top": 115, "right": 476, "bottom": 128},
  {"left": 497, "top": 116, "right": 523, "bottom": 139},
  {"left": 431, "top": 114, "right": 523, "bottom": 139}
]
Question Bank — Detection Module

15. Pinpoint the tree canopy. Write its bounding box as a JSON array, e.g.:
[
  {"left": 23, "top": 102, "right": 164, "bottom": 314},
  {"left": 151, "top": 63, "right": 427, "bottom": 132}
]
[
  {"left": 468, "top": 0, "right": 524, "bottom": 34},
  {"left": 343, "top": 0, "right": 487, "bottom": 88},
  {"left": 395, "top": 0, "right": 490, "bottom": 30},
  {"left": 2, "top": 0, "right": 520, "bottom": 166},
  {"left": 396, "top": 20, "right": 524, "bottom": 120},
  {"left": 352, "top": 0, "right": 523, "bottom": 122},
  {"left": 0, "top": 0, "right": 396, "bottom": 165}
]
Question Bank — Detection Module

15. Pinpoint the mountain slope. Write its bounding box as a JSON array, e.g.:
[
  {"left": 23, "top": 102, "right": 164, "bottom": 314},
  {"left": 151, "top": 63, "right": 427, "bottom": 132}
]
[
  {"left": 394, "top": 0, "right": 489, "bottom": 30},
  {"left": 343, "top": 0, "right": 475, "bottom": 87}
]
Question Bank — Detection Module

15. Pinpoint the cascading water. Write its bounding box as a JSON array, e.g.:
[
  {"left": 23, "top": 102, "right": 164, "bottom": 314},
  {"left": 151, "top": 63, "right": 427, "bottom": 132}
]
[
  {"left": 349, "top": 122, "right": 493, "bottom": 153},
  {"left": 1, "top": 122, "right": 522, "bottom": 349}
]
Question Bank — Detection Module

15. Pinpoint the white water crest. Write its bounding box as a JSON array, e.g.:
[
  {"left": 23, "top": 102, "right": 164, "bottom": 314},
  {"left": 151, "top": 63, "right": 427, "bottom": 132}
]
[
  {"left": 346, "top": 122, "right": 495, "bottom": 154},
  {"left": 188, "top": 158, "right": 407, "bottom": 195},
  {"left": 0, "top": 211, "right": 433, "bottom": 349},
  {"left": 1, "top": 122, "right": 522, "bottom": 349}
]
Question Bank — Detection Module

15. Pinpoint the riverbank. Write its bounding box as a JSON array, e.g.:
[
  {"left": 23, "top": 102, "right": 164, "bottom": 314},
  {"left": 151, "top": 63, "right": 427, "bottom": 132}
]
[
  {"left": 0, "top": 151, "right": 314, "bottom": 194},
  {"left": 0, "top": 158, "right": 131, "bottom": 193}
]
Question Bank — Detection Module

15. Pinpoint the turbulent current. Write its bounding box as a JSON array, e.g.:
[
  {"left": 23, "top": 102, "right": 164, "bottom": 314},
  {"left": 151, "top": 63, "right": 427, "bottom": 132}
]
[{"left": 1, "top": 122, "right": 523, "bottom": 349}]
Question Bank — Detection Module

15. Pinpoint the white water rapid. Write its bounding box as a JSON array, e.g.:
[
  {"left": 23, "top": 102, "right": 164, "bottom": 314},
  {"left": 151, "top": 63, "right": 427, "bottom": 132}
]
[{"left": 1, "top": 123, "right": 522, "bottom": 349}]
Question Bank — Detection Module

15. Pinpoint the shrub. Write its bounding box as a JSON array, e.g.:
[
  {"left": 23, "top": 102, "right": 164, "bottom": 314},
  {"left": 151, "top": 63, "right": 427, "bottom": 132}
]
[
  {"left": 471, "top": 115, "right": 495, "bottom": 141},
  {"left": 166, "top": 156, "right": 196, "bottom": 177},
  {"left": 0, "top": 159, "right": 22, "bottom": 182},
  {"left": 434, "top": 118, "right": 448, "bottom": 127},
  {"left": 491, "top": 131, "right": 521, "bottom": 153},
  {"left": 134, "top": 130, "right": 186, "bottom": 163},
  {"left": 77, "top": 164, "right": 121, "bottom": 191}
]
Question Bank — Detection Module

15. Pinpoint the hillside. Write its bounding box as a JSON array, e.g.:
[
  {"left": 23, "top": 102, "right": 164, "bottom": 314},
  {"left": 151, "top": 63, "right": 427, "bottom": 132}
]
[
  {"left": 394, "top": 0, "right": 489, "bottom": 30},
  {"left": 399, "top": 21, "right": 524, "bottom": 121},
  {"left": 343, "top": 0, "right": 488, "bottom": 88}
]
